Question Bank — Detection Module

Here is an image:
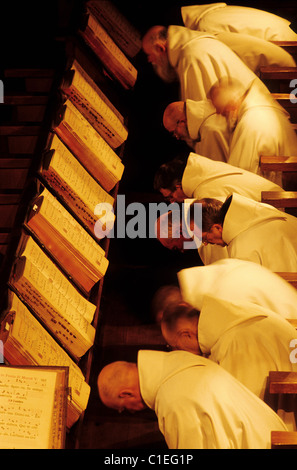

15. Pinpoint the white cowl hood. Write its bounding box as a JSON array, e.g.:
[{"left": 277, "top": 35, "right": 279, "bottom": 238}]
[
  {"left": 222, "top": 193, "right": 286, "bottom": 245},
  {"left": 167, "top": 25, "right": 215, "bottom": 68},
  {"left": 181, "top": 3, "right": 226, "bottom": 30},
  {"left": 182, "top": 152, "right": 243, "bottom": 197},
  {"left": 138, "top": 349, "right": 207, "bottom": 410}
]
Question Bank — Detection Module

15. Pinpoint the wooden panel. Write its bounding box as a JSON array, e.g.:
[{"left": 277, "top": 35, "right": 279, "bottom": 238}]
[
  {"left": 269, "top": 371, "right": 297, "bottom": 394},
  {"left": 261, "top": 191, "right": 297, "bottom": 207},
  {"left": 271, "top": 431, "right": 297, "bottom": 449},
  {"left": 0, "top": 205, "right": 18, "bottom": 228},
  {"left": 271, "top": 41, "right": 297, "bottom": 60},
  {"left": 260, "top": 66, "right": 297, "bottom": 80},
  {"left": 260, "top": 156, "right": 297, "bottom": 171},
  {"left": 276, "top": 272, "right": 297, "bottom": 289},
  {"left": 0, "top": 168, "right": 29, "bottom": 189}
]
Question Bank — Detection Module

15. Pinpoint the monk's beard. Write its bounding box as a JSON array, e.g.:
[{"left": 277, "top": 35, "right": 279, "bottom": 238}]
[{"left": 152, "top": 60, "right": 178, "bottom": 83}]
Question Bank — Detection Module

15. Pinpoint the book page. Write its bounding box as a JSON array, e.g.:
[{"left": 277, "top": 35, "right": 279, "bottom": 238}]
[
  {"left": 19, "top": 236, "right": 96, "bottom": 323},
  {"left": 47, "top": 134, "right": 114, "bottom": 217},
  {"left": 62, "top": 100, "right": 124, "bottom": 186},
  {"left": 87, "top": 0, "right": 141, "bottom": 57},
  {"left": 67, "top": 61, "right": 128, "bottom": 148},
  {"left": 34, "top": 187, "right": 108, "bottom": 276},
  {"left": 86, "top": 12, "right": 137, "bottom": 82},
  {"left": 71, "top": 60, "right": 125, "bottom": 123},
  {"left": 7, "top": 293, "right": 90, "bottom": 415},
  {"left": 0, "top": 367, "right": 57, "bottom": 448},
  {"left": 13, "top": 261, "right": 95, "bottom": 358}
]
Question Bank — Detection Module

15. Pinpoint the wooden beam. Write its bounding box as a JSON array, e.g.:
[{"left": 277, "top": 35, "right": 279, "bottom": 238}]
[
  {"left": 276, "top": 272, "right": 297, "bottom": 289},
  {"left": 269, "top": 371, "right": 297, "bottom": 394},
  {"left": 271, "top": 431, "right": 297, "bottom": 449},
  {"left": 261, "top": 191, "right": 297, "bottom": 207},
  {"left": 260, "top": 155, "right": 297, "bottom": 171},
  {"left": 260, "top": 66, "right": 297, "bottom": 80}
]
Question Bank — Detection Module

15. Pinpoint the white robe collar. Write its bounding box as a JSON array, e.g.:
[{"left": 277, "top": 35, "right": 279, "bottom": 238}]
[
  {"left": 181, "top": 3, "right": 227, "bottom": 30},
  {"left": 137, "top": 350, "right": 207, "bottom": 410},
  {"left": 182, "top": 152, "right": 242, "bottom": 197},
  {"left": 167, "top": 25, "right": 215, "bottom": 68},
  {"left": 198, "top": 295, "right": 275, "bottom": 354},
  {"left": 222, "top": 193, "right": 286, "bottom": 245},
  {"left": 186, "top": 99, "right": 217, "bottom": 141}
]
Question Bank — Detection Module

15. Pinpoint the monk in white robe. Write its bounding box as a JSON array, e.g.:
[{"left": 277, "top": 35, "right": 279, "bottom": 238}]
[
  {"left": 201, "top": 193, "right": 297, "bottom": 272},
  {"left": 161, "top": 296, "right": 297, "bottom": 430},
  {"left": 181, "top": 153, "right": 283, "bottom": 201},
  {"left": 210, "top": 78, "right": 297, "bottom": 185},
  {"left": 181, "top": 3, "right": 297, "bottom": 41},
  {"left": 154, "top": 153, "right": 282, "bottom": 205},
  {"left": 163, "top": 100, "right": 230, "bottom": 162},
  {"left": 212, "top": 31, "right": 296, "bottom": 74},
  {"left": 178, "top": 257, "right": 297, "bottom": 319},
  {"left": 98, "top": 349, "right": 288, "bottom": 449},
  {"left": 142, "top": 25, "right": 268, "bottom": 102}
]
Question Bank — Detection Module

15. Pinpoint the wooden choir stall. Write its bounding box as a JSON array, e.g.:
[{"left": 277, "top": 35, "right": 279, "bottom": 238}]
[
  {"left": 0, "top": 0, "right": 139, "bottom": 449},
  {"left": 1, "top": 0, "right": 297, "bottom": 451}
]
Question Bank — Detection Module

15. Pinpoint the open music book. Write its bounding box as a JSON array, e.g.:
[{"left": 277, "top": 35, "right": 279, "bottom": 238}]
[
  {"left": 80, "top": 10, "right": 137, "bottom": 90},
  {"left": 9, "top": 236, "right": 96, "bottom": 359},
  {"left": 61, "top": 59, "right": 128, "bottom": 149},
  {"left": 0, "top": 364, "right": 68, "bottom": 449},
  {"left": 53, "top": 100, "right": 124, "bottom": 192},
  {"left": 0, "top": 292, "right": 91, "bottom": 429},
  {"left": 86, "top": 0, "right": 141, "bottom": 58},
  {"left": 26, "top": 186, "right": 109, "bottom": 294},
  {"left": 40, "top": 134, "right": 115, "bottom": 234}
]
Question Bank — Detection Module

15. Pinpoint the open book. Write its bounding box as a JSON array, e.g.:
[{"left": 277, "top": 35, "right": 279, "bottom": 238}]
[
  {"left": 53, "top": 100, "right": 124, "bottom": 192},
  {"left": 86, "top": 0, "right": 142, "bottom": 58},
  {"left": 26, "top": 186, "right": 109, "bottom": 294},
  {"left": 0, "top": 291, "right": 91, "bottom": 429},
  {"left": 9, "top": 236, "right": 96, "bottom": 359},
  {"left": 80, "top": 9, "right": 137, "bottom": 90},
  {"left": 40, "top": 134, "right": 115, "bottom": 234},
  {"left": 0, "top": 364, "right": 68, "bottom": 449},
  {"left": 61, "top": 59, "right": 128, "bottom": 149}
]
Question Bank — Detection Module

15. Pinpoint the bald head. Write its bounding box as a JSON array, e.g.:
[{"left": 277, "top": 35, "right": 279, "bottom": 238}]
[
  {"left": 163, "top": 101, "right": 189, "bottom": 140},
  {"left": 142, "top": 25, "right": 167, "bottom": 55},
  {"left": 161, "top": 302, "right": 201, "bottom": 355},
  {"left": 151, "top": 285, "right": 183, "bottom": 323},
  {"left": 209, "top": 77, "right": 247, "bottom": 117},
  {"left": 98, "top": 361, "right": 146, "bottom": 412}
]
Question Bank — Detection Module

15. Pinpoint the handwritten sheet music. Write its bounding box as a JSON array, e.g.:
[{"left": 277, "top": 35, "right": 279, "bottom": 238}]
[
  {"left": 70, "top": 61, "right": 128, "bottom": 147},
  {"left": 0, "top": 367, "right": 56, "bottom": 448},
  {"left": 48, "top": 134, "right": 114, "bottom": 214},
  {"left": 38, "top": 187, "right": 108, "bottom": 272},
  {"left": 21, "top": 237, "right": 96, "bottom": 323},
  {"left": 9, "top": 294, "right": 90, "bottom": 414},
  {"left": 63, "top": 101, "right": 124, "bottom": 178}
]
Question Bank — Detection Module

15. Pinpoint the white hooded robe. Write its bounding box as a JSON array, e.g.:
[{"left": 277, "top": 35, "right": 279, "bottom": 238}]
[
  {"left": 222, "top": 193, "right": 297, "bottom": 272},
  {"left": 138, "top": 349, "right": 288, "bottom": 449},
  {"left": 181, "top": 3, "right": 297, "bottom": 41},
  {"left": 167, "top": 25, "right": 268, "bottom": 102},
  {"left": 181, "top": 152, "right": 283, "bottom": 201},
  {"left": 178, "top": 258, "right": 297, "bottom": 319},
  {"left": 198, "top": 295, "right": 297, "bottom": 430},
  {"left": 227, "top": 82, "right": 297, "bottom": 185}
]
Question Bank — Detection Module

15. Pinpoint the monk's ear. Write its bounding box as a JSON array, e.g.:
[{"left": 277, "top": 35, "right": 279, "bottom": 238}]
[
  {"left": 177, "top": 329, "right": 198, "bottom": 353},
  {"left": 212, "top": 223, "right": 223, "bottom": 233},
  {"left": 119, "top": 390, "right": 134, "bottom": 399},
  {"left": 155, "top": 42, "right": 167, "bottom": 54}
]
